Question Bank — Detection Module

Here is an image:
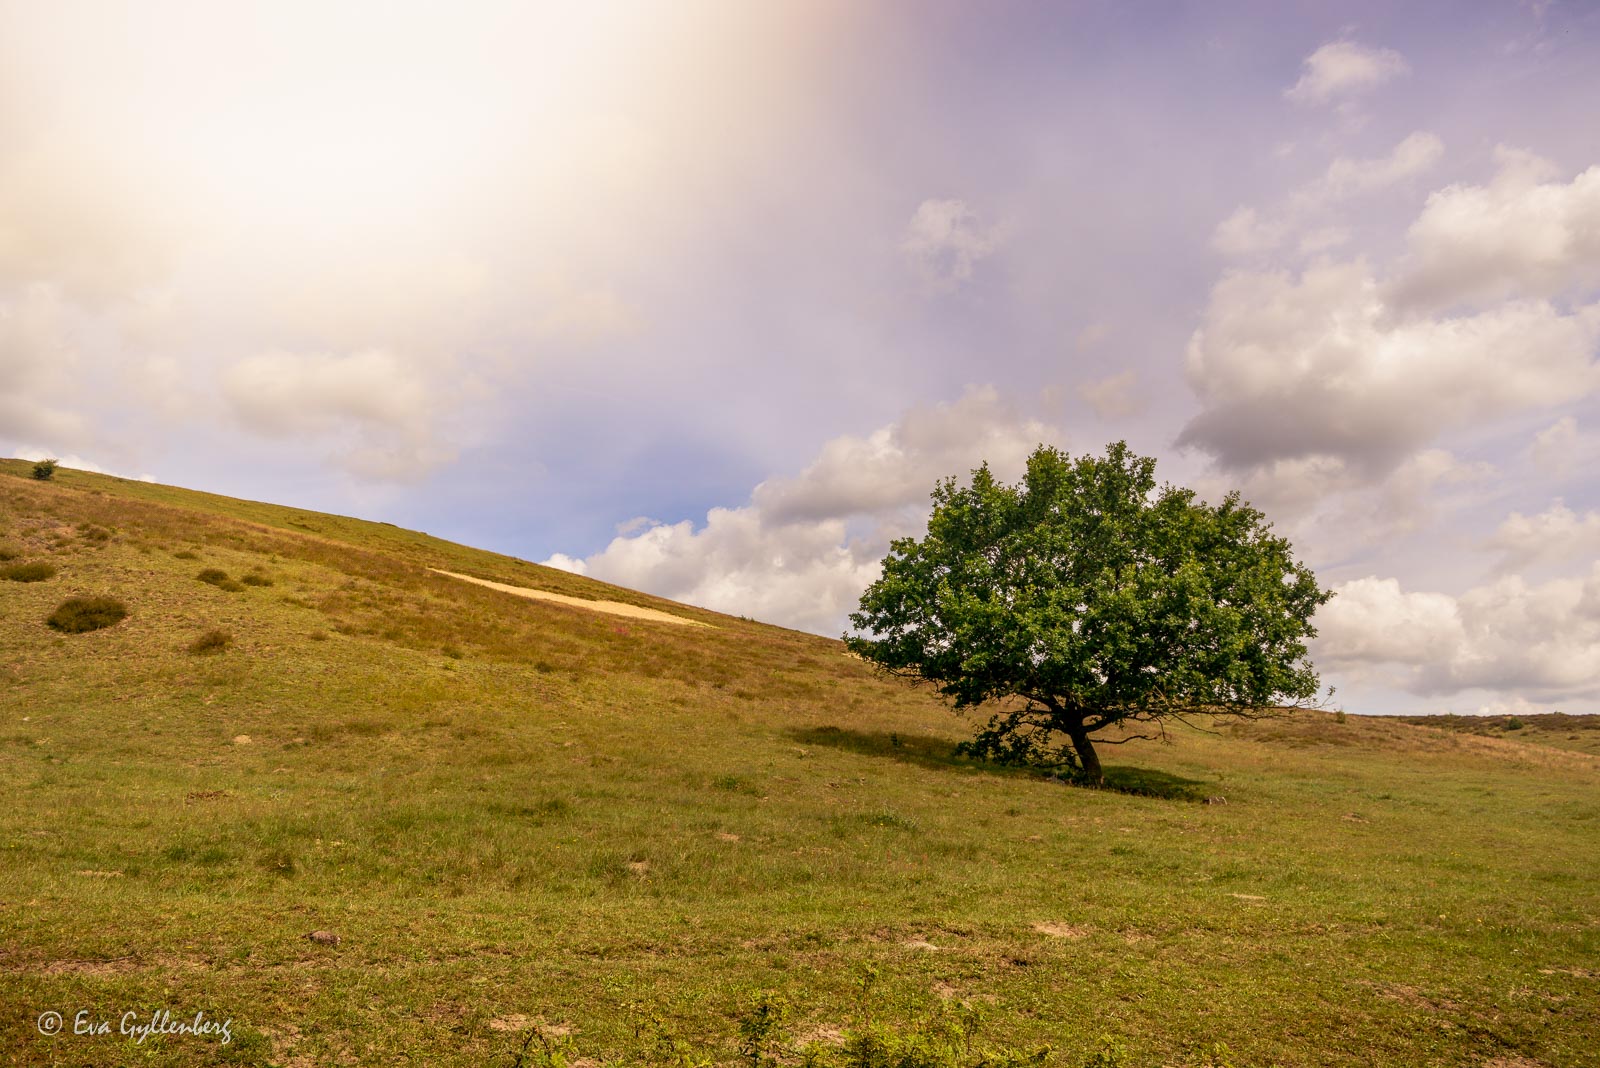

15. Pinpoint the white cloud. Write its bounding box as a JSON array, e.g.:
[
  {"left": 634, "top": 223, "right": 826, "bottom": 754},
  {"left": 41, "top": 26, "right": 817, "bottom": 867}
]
[
  {"left": 1285, "top": 40, "right": 1409, "bottom": 107},
  {"left": 902, "top": 199, "right": 1001, "bottom": 292},
  {"left": 1485, "top": 500, "right": 1600, "bottom": 573},
  {"left": 1076, "top": 369, "right": 1145, "bottom": 420},
  {"left": 1075, "top": 321, "right": 1112, "bottom": 351},
  {"left": 1316, "top": 576, "right": 1467, "bottom": 666},
  {"left": 1180, "top": 258, "right": 1600, "bottom": 474},
  {"left": 1471, "top": 695, "right": 1549, "bottom": 718},
  {"left": 220, "top": 349, "right": 452, "bottom": 480},
  {"left": 7, "top": 446, "right": 152, "bottom": 482},
  {"left": 527, "top": 277, "right": 641, "bottom": 345},
  {"left": 539, "top": 552, "right": 589, "bottom": 576},
  {"left": 1215, "top": 133, "right": 1442, "bottom": 260},
  {"left": 750, "top": 386, "right": 1055, "bottom": 524},
  {"left": 553, "top": 508, "right": 883, "bottom": 636},
  {"left": 551, "top": 387, "right": 1064, "bottom": 633},
  {"left": 1293, "top": 131, "right": 1444, "bottom": 207},
  {"left": 1526, "top": 415, "right": 1595, "bottom": 477},
  {"left": 0, "top": 284, "right": 88, "bottom": 448},
  {"left": 1390, "top": 147, "right": 1600, "bottom": 310},
  {"left": 1212, "top": 207, "right": 1286, "bottom": 257},
  {"left": 1298, "top": 226, "right": 1350, "bottom": 255},
  {"left": 1316, "top": 566, "right": 1600, "bottom": 701},
  {"left": 1209, "top": 448, "right": 1492, "bottom": 571}
]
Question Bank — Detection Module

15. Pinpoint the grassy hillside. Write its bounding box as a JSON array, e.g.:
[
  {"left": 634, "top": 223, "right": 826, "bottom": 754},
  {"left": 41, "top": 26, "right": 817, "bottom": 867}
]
[{"left": 2, "top": 461, "right": 1598, "bottom": 1067}]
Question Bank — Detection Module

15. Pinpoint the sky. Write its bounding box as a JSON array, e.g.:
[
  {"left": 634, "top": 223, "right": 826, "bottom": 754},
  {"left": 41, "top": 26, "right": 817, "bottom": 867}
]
[{"left": 5, "top": 0, "right": 1600, "bottom": 716}]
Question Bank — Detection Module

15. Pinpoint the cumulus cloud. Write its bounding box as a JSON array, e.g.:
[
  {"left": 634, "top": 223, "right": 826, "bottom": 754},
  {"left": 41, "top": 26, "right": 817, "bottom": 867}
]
[
  {"left": 547, "top": 508, "right": 883, "bottom": 636},
  {"left": 1485, "top": 500, "right": 1600, "bottom": 573},
  {"left": 1199, "top": 448, "right": 1493, "bottom": 572},
  {"left": 751, "top": 386, "right": 1055, "bottom": 525},
  {"left": 221, "top": 349, "right": 452, "bottom": 480},
  {"left": 1284, "top": 40, "right": 1409, "bottom": 107},
  {"left": 1390, "top": 147, "right": 1600, "bottom": 311},
  {"left": 545, "top": 387, "right": 1064, "bottom": 633},
  {"left": 1316, "top": 567, "right": 1600, "bottom": 701},
  {"left": 902, "top": 199, "right": 1001, "bottom": 291},
  {"left": 1181, "top": 258, "right": 1600, "bottom": 474},
  {"left": 540, "top": 552, "right": 589, "bottom": 576}
]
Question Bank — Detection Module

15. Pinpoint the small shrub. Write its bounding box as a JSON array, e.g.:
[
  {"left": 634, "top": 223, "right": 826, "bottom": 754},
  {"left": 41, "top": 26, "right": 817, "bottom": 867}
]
[
  {"left": 188, "top": 628, "right": 233, "bottom": 655},
  {"left": 1081, "top": 1036, "right": 1130, "bottom": 1068},
  {"left": 737, "top": 992, "right": 789, "bottom": 1068},
  {"left": 47, "top": 596, "right": 128, "bottom": 633},
  {"left": 1506, "top": 716, "right": 1525, "bottom": 731},
  {"left": 3, "top": 562, "right": 56, "bottom": 582},
  {"left": 173, "top": 549, "right": 200, "bottom": 560},
  {"left": 77, "top": 524, "right": 111, "bottom": 543},
  {"left": 240, "top": 572, "right": 274, "bottom": 587},
  {"left": 31, "top": 458, "right": 57, "bottom": 481}
]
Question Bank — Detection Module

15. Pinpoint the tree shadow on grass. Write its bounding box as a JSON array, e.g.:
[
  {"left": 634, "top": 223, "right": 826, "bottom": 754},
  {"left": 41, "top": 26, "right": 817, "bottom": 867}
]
[
  {"left": 1097, "top": 765, "right": 1208, "bottom": 801},
  {"left": 790, "top": 725, "right": 1031, "bottom": 778},
  {"left": 789, "top": 725, "right": 1207, "bottom": 800}
]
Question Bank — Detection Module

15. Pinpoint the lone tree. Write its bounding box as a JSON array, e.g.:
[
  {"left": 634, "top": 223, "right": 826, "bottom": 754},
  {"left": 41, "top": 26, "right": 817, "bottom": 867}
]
[
  {"left": 31, "top": 458, "right": 57, "bottom": 481},
  {"left": 846, "top": 442, "right": 1329, "bottom": 784}
]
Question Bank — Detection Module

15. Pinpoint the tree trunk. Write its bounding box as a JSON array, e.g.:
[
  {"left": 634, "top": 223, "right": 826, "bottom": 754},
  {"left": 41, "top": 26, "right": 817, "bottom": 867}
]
[{"left": 1066, "top": 724, "right": 1103, "bottom": 784}]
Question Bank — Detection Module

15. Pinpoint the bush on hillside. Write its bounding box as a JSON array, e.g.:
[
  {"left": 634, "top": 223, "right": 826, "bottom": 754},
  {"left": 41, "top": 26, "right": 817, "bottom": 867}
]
[
  {"left": 47, "top": 596, "right": 128, "bottom": 633},
  {"left": 31, "top": 458, "right": 57, "bottom": 481},
  {"left": 3, "top": 562, "right": 56, "bottom": 582},
  {"left": 240, "top": 572, "right": 274, "bottom": 587}
]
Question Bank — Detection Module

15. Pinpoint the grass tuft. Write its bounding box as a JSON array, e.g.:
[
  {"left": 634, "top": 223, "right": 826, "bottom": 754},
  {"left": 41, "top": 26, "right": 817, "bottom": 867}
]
[
  {"left": 2, "top": 560, "right": 56, "bottom": 582},
  {"left": 46, "top": 595, "right": 128, "bottom": 633},
  {"left": 197, "top": 567, "right": 245, "bottom": 592},
  {"left": 188, "top": 628, "right": 234, "bottom": 655}
]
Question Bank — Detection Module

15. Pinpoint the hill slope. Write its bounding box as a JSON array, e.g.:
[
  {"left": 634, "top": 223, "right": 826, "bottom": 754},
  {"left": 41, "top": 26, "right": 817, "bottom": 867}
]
[{"left": 2, "top": 462, "right": 1598, "bottom": 1067}]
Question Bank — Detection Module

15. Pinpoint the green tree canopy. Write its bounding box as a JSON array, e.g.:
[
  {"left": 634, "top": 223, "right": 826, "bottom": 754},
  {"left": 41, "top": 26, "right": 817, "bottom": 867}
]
[{"left": 846, "top": 442, "right": 1330, "bottom": 783}]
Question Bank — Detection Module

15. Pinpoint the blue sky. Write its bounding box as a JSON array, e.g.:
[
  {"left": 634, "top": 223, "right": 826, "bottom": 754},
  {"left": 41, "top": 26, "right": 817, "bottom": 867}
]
[{"left": 5, "top": 1, "right": 1600, "bottom": 715}]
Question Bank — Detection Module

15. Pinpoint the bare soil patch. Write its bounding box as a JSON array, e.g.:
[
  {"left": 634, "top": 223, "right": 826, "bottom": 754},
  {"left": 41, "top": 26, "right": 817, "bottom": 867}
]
[{"left": 429, "top": 569, "right": 711, "bottom": 627}]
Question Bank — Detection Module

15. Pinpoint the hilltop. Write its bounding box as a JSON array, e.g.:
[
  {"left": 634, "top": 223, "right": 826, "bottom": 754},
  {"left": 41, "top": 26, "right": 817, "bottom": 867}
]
[{"left": 2, "top": 461, "right": 1597, "bottom": 1067}]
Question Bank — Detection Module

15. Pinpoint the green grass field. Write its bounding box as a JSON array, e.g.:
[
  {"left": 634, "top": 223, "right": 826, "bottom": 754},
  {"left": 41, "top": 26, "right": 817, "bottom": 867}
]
[{"left": 2, "top": 460, "right": 1597, "bottom": 1067}]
